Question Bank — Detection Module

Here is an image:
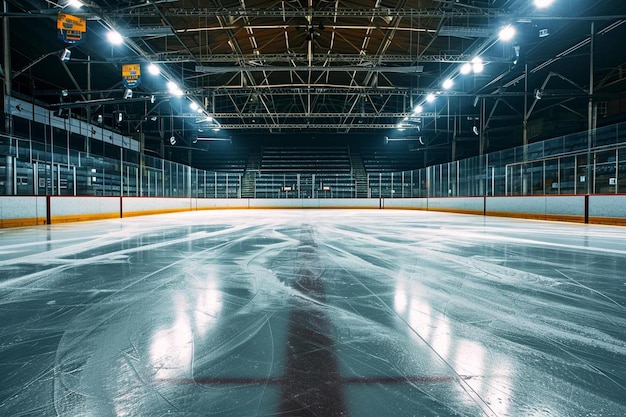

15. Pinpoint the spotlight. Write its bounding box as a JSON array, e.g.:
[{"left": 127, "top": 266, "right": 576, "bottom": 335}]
[
  {"left": 150, "top": 95, "right": 156, "bottom": 104},
  {"left": 167, "top": 81, "right": 184, "bottom": 97},
  {"left": 534, "top": 0, "right": 554, "bottom": 8},
  {"left": 124, "top": 88, "right": 133, "bottom": 99},
  {"left": 414, "top": 105, "right": 423, "bottom": 114},
  {"left": 169, "top": 136, "right": 177, "bottom": 145},
  {"left": 106, "top": 31, "right": 124, "bottom": 45},
  {"left": 498, "top": 25, "right": 516, "bottom": 42},
  {"left": 97, "top": 114, "right": 103, "bottom": 124},
  {"left": 61, "top": 89, "right": 69, "bottom": 97},
  {"left": 442, "top": 78, "right": 454, "bottom": 90},
  {"left": 534, "top": 89, "right": 542, "bottom": 100},
  {"left": 471, "top": 56, "right": 484, "bottom": 73},
  {"left": 60, "top": 48, "right": 71, "bottom": 62},
  {"left": 147, "top": 63, "right": 160, "bottom": 75},
  {"left": 460, "top": 62, "right": 472, "bottom": 75},
  {"left": 426, "top": 93, "right": 436, "bottom": 103}
]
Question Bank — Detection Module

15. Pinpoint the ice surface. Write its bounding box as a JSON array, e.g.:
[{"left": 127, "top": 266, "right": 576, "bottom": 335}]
[{"left": 0, "top": 210, "right": 625, "bottom": 416}]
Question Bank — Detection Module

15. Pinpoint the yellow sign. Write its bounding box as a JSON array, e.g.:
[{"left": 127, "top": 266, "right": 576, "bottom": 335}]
[
  {"left": 122, "top": 64, "right": 141, "bottom": 88},
  {"left": 57, "top": 13, "right": 86, "bottom": 32}
]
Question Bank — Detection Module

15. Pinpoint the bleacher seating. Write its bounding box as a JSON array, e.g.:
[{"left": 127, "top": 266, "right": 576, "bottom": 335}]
[
  {"left": 260, "top": 146, "right": 351, "bottom": 174},
  {"left": 255, "top": 146, "right": 355, "bottom": 197},
  {"left": 193, "top": 145, "right": 249, "bottom": 174},
  {"left": 360, "top": 146, "right": 422, "bottom": 173}
]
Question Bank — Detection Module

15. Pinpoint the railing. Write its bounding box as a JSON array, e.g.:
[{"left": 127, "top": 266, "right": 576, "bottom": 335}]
[
  {"left": 1, "top": 134, "right": 241, "bottom": 198},
  {"left": 3, "top": 122, "right": 626, "bottom": 199},
  {"left": 376, "top": 122, "right": 626, "bottom": 198},
  {"left": 254, "top": 172, "right": 356, "bottom": 198}
]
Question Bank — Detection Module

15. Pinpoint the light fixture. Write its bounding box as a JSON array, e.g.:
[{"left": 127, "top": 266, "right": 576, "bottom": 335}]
[
  {"left": 61, "top": 89, "right": 69, "bottom": 97},
  {"left": 460, "top": 62, "right": 472, "bottom": 75},
  {"left": 414, "top": 105, "right": 423, "bottom": 114},
  {"left": 426, "top": 93, "right": 436, "bottom": 103},
  {"left": 167, "top": 81, "right": 184, "bottom": 96},
  {"left": 498, "top": 25, "right": 516, "bottom": 42},
  {"left": 106, "top": 31, "right": 124, "bottom": 45},
  {"left": 117, "top": 112, "right": 123, "bottom": 122},
  {"left": 534, "top": 0, "right": 554, "bottom": 8},
  {"left": 534, "top": 89, "right": 542, "bottom": 99},
  {"left": 471, "top": 57, "right": 484, "bottom": 73},
  {"left": 67, "top": 0, "right": 82, "bottom": 8},
  {"left": 150, "top": 95, "right": 156, "bottom": 104},
  {"left": 97, "top": 114, "right": 103, "bottom": 124},
  {"left": 60, "top": 48, "right": 71, "bottom": 62},
  {"left": 169, "top": 136, "right": 177, "bottom": 145},
  {"left": 442, "top": 78, "right": 454, "bottom": 90},
  {"left": 147, "top": 63, "right": 160, "bottom": 75},
  {"left": 124, "top": 88, "right": 133, "bottom": 99},
  {"left": 189, "top": 101, "right": 199, "bottom": 111}
]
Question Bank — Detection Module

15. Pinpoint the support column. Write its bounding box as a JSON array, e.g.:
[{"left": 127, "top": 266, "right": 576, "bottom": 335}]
[
  {"left": 5, "top": 155, "right": 14, "bottom": 195},
  {"left": 3, "top": 0, "right": 13, "bottom": 134},
  {"left": 586, "top": 22, "right": 595, "bottom": 195}
]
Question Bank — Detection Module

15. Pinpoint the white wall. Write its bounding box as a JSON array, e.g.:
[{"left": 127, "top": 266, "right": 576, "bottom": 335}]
[
  {"left": 1, "top": 195, "right": 625, "bottom": 228},
  {"left": 122, "top": 197, "right": 192, "bottom": 217},
  {"left": 0, "top": 196, "right": 46, "bottom": 227},
  {"left": 589, "top": 195, "right": 626, "bottom": 225},
  {"left": 486, "top": 196, "right": 585, "bottom": 221},
  {"left": 49, "top": 196, "right": 120, "bottom": 223}
]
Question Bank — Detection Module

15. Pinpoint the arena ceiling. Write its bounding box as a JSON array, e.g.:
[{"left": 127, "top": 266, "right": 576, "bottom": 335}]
[{"left": 3, "top": 0, "right": 626, "bottom": 158}]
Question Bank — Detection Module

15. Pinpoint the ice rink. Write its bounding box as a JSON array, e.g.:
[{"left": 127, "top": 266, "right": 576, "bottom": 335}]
[{"left": 1, "top": 209, "right": 625, "bottom": 417}]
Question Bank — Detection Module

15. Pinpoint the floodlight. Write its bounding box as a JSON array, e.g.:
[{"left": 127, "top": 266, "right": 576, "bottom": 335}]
[
  {"left": 471, "top": 56, "right": 484, "bottom": 73},
  {"left": 148, "top": 63, "right": 160, "bottom": 75},
  {"left": 106, "top": 31, "right": 124, "bottom": 45},
  {"left": 498, "top": 25, "right": 516, "bottom": 42},
  {"left": 414, "top": 105, "right": 423, "bottom": 114},
  {"left": 67, "top": 0, "right": 82, "bottom": 8},
  {"left": 61, "top": 89, "right": 69, "bottom": 97},
  {"left": 189, "top": 101, "right": 199, "bottom": 111},
  {"left": 169, "top": 136, "right": 177, "bottom": 145},
  {"left": 426, "top": 93, "right": 436, "bottom": 103},
  {"left": 442, "top": 78, "right": 454, "bottom": 90},
  {"left": 460, "top": 62, "right": 472, "bottom": 75},
  {"left": 167, "top": 81, "right": 184, "bottom": 96},
  {"left": 124, "top": 88, "right": 133, "bottom": 99},
  {"left": 534, "top": 0, "right": 554, "bottom": 8}
]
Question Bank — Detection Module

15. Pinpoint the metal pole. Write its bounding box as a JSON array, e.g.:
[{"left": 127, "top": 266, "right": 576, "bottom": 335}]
[
  {"left": 86, "top": 56, "right": 91, "bottom": 155},
  {"left": 3, "top": 0, "right": 12, "bottom": 134},
  {"left": 587, "top": 21, "right": 595, "bottom": 195}
]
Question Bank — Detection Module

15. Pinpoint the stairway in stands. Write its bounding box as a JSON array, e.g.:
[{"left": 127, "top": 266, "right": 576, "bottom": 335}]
[
  {"left": 241, "top": 151, "right": 261, "bottom": 198},
  {"left": 349, "top": 149, "right": 368, "bottom": 198}
]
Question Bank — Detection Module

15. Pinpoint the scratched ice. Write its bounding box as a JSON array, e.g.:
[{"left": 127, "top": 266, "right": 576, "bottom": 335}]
[{"left": 1, "top": 210, "right": 625, "bottom": 416}]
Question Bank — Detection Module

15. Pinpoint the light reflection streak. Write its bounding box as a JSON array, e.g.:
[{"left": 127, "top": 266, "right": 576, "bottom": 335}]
[
  {"left": 394, "top": 275, "right": 513, "bottom": 414},
  {"left": 194, "top": 279, "right": 223, "bottom": 337}
]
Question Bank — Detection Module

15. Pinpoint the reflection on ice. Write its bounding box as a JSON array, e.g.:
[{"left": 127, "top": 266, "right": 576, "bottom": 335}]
[
  {"left": 0, "top": 210, "right": 625, "bottom": 416},
  {"left": 150, "top": 294, "right": 194, "bottom": 380}
]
